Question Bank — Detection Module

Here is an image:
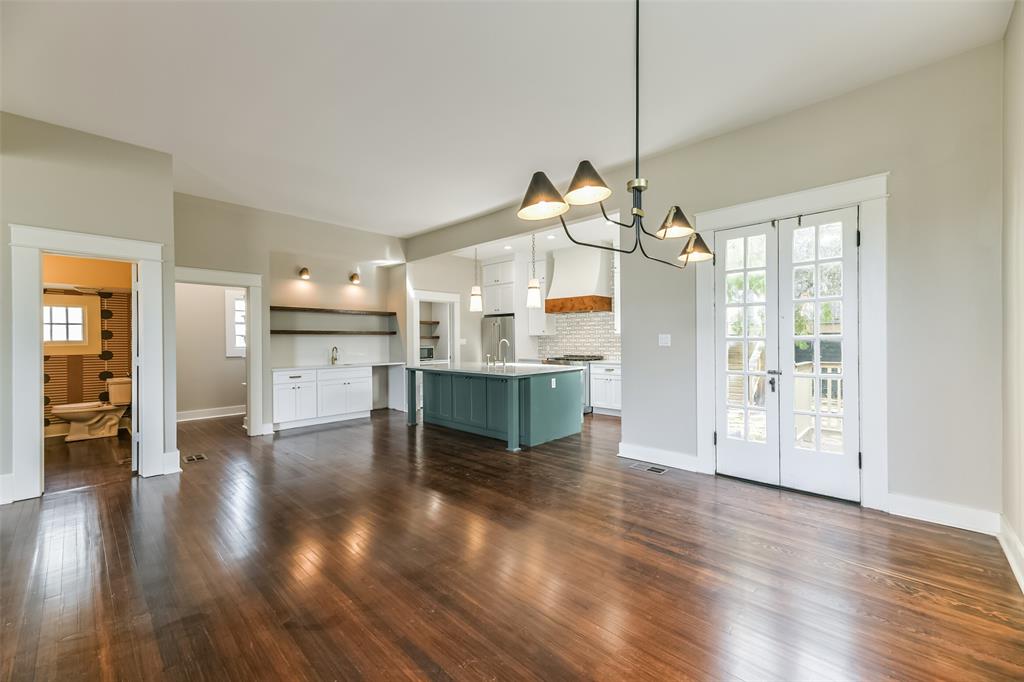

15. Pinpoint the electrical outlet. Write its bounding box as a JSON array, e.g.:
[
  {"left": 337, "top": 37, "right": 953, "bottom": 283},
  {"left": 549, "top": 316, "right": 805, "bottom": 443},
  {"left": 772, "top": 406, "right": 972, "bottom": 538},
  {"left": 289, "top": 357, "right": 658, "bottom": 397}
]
[
  {"left": 658, "top": 333, "right": 671, "bottom": 347},
  {"left": 551, "top": 377, "right": 556, "bottom": 388}
]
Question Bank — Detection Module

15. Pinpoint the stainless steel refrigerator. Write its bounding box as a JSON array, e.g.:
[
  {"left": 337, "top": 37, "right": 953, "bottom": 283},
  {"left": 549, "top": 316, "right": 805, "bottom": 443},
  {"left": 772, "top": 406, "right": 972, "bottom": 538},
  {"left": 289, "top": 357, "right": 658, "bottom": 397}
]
[{"left": 482, "top": 314, "right": 515, "bottom": 363}]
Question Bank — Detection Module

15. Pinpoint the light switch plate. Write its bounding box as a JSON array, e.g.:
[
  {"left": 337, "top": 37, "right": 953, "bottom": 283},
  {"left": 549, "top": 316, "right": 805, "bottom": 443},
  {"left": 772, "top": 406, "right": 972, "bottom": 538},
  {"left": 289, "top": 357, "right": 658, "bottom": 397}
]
[
  {"left": 551, "top": 377, "right": 557, "bottom": 388},
  {"left": 658, "top": 333, "right": 671, "bottom": 347}
]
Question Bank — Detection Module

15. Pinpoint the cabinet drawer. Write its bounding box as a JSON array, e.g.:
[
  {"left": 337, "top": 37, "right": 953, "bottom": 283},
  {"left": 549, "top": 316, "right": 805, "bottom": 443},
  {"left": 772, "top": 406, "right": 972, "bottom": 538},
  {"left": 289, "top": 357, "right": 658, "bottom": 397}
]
[
  {"left": 591, "top": 364, "right": 621, "bottom": 376},
  {"left": 274, "top": 370, "right": 316, "bottom": 384},
  {"left": 317, "top": 366, "right": 371, "bottom": 382}
]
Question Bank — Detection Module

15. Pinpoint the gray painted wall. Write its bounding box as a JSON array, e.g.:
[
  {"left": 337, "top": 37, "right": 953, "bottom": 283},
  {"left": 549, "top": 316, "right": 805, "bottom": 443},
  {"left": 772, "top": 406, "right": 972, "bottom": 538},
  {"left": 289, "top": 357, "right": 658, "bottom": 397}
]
[
  {"left": 0, "top": 112, "right": 177, "bottom": 474},
  {"left": 406, "top": 255, "right": 483, "bottom": 363},
  {"left": 1003, "top": 0, "right": 1023, "bottom": 542},
  {"left": 175, "top": 283, "right": 246, "bottom": 413},
  {"left": 173, "top": 192, "right": 405, "bottom": 428},
  {"left": 404, "top": 43, "right": 1006, "bottom": 514}
]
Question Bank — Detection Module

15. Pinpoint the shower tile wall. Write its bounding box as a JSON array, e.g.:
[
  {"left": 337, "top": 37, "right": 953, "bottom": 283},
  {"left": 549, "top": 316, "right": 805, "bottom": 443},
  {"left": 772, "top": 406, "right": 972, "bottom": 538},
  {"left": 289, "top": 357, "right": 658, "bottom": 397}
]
[
  {"left": 44, "top": 291, "right": 132, "bottom": 426},
  {"left": 536, "top": 311, "right": 621, "bottom": 360}
]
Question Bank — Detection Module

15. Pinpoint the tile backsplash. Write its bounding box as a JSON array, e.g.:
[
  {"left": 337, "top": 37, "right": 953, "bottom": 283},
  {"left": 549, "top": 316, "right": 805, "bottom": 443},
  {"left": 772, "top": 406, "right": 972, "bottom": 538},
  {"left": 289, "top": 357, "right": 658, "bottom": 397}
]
[{"left": 537, "top": 311, "right": 620, "bottom": 360}]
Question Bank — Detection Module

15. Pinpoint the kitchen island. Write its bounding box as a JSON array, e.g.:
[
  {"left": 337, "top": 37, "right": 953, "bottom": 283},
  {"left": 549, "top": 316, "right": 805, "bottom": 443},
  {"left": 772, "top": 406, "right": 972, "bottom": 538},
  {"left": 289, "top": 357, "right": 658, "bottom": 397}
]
[{"left": 406, "top": 363, "right": 584, "bottom": 452}]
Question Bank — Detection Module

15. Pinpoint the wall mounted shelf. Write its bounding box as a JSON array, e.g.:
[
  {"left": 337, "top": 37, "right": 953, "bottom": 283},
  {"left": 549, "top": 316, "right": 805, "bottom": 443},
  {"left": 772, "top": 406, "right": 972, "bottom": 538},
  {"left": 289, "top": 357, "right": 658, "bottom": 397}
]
[
  {"left": 271, "top": 329, "right": 397, "bottom": 336},
  {"left": 270, "top": 305, "right": 396, "bottom": 317},
  {"left": 420, "top": 320, "right": 440, "bottom": 325},
  {"left": 420, "top": 335, "right": 440, "bottom": 340}
]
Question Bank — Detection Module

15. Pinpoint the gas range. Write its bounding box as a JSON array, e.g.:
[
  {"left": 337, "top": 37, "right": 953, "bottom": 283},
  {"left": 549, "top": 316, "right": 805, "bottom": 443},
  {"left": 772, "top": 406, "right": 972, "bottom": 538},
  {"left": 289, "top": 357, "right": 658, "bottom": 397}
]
[{"left": 544, "top": 354, "right": 605, "bottom": 363}]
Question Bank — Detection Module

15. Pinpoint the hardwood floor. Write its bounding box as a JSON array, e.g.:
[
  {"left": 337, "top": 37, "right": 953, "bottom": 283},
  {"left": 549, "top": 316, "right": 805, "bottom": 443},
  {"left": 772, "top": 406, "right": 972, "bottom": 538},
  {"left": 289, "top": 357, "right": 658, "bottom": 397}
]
[
  {"left": 3, "top": 411, "right": 1023, "bottom": 680},
  {"left": 43, "top": 430, "right": 132, "bottom": 494}
]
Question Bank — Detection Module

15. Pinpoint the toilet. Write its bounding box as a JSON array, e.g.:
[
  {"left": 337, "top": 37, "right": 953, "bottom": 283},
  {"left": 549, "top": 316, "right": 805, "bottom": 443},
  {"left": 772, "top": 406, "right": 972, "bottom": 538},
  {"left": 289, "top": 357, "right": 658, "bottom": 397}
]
[{"left": 51, "top": 377, "right": 132, "bottom": 442}]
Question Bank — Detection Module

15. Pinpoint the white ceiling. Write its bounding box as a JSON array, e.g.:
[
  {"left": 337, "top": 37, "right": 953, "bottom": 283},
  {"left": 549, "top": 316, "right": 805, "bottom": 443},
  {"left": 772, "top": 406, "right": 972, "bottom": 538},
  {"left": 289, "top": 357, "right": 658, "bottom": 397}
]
[
  {"left": 2, "top": 1, "right": 1013, "bottom": 237},
  {"left": 451, "top": 214, "right": 618, "bottom": 261}
]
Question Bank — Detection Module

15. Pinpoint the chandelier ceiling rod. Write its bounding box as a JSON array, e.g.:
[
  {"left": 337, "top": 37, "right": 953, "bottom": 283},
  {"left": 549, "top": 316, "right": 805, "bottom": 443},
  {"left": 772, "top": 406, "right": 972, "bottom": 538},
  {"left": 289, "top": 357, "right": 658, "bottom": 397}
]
[{"left": 515, "top": 0, "right": 713, "bottom": 268}]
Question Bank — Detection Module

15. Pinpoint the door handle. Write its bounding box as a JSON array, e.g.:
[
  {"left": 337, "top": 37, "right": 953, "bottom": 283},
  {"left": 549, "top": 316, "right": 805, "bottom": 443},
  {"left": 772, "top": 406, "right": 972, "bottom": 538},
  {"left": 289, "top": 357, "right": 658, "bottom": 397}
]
[
  {"left": 767, "top": 369, "right": 782, "bottom": 376},
  {"left": 769, "top": 377, "right": 776, "bottom": 392}
]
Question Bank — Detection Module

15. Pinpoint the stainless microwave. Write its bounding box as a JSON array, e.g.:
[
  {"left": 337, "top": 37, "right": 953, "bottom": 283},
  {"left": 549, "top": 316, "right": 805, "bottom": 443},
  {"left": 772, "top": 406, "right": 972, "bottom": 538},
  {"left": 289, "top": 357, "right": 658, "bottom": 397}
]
[{"left": 419, "top": 346, "right": 434, "bottom": 360}]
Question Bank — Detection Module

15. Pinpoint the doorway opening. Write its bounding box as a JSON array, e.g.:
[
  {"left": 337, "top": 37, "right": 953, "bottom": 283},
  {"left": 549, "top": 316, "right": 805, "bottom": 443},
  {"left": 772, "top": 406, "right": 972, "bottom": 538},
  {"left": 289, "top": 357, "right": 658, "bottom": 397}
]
[
  {"left": 41, "top": 254, "right": 136, "bottom": 494},
  {"left": 174, "top": 283, "right": 249, "bottom": 429}
]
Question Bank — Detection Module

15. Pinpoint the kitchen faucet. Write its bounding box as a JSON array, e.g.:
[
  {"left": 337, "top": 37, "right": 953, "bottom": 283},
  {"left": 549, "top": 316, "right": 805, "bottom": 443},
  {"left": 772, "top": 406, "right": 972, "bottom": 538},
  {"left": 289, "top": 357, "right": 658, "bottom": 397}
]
[
  {"left": 498, "top": 338, "right": 510, "bottom": 368},
  {"left": 330, "top": 346, "right": 339, "bottom": 365}
]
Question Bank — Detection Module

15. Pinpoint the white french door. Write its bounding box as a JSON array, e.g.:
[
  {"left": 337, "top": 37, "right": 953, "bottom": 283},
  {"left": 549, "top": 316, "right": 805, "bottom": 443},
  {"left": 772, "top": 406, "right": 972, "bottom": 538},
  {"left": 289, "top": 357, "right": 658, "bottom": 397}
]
[
  {"left": 715, "top": 207, "right": 861, "bottom": 501},
  {"left": 714, "top": 223, "right": 780, "bottom": 485}
]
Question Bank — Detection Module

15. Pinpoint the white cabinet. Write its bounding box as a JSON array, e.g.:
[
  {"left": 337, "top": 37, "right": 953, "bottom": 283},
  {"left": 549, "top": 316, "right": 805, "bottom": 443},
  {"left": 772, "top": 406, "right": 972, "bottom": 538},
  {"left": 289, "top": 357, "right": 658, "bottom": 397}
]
[
  {"left": 316, "top": 367, "right": 372, "bottom": 417},
  {"left": 482, "top": 260, "right": 515, "bottom": 286},
  {"left": 273, "top": 367, "right": 372, "bottom": 427},
  {"left": 273, "top": 380, "right": 317, "bottom": 422},
  {"left": 591, "top": 364, "right": 622, "bottom": 412},
  {"left": 528, "top": 259, "right": 555, "bottom": 336},
  {"left": 483, "top": 282, "right": 514, "bottom": 315}
]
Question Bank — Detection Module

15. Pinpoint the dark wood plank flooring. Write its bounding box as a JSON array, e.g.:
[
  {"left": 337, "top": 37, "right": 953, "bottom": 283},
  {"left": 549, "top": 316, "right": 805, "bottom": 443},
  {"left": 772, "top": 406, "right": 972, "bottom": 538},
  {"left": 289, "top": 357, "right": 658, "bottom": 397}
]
[
  {"left": 2, "top": 411, "right": 1023, "bottom": 680},
  {"left": 43, "top": 430, "right": 132, "bottom": 494}
]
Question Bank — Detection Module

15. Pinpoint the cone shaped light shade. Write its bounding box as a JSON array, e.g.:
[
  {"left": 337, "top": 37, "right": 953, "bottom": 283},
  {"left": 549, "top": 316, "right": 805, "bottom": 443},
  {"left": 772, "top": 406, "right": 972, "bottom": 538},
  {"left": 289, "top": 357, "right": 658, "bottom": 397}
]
[
  {"left": 526, "top": 279, "right": 542, "bottom": 309},
  {"left": 564, "top": 160, "right": 612, "bottom": 206},
  {"left": 469, "top": 285, "right": 483, "bottom": 312},
  {"left": 517, "top": 172, "right": 570, "bottom": 220},
  {"left": 678, "top": 233, "right": 713, "bottom": 263},
  {"left": 655, "top": 206, "right": 694, "bottom": 240}
]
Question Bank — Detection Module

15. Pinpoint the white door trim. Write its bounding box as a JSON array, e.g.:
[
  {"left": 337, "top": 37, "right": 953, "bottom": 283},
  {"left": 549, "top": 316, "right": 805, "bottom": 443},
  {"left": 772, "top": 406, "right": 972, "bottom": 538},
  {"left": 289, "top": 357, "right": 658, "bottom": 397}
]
[
  {"left": 9, "top": 224, "right": 171, "bottom": 502},
  {"left": 174, "top": 266, "right": 267, "bottom": 436},
  {"left": 409, "top": 289, "right": 462, "bottom": 367},
  {"left": 694, "top": 174, "right": 889, "bottom": 511}
]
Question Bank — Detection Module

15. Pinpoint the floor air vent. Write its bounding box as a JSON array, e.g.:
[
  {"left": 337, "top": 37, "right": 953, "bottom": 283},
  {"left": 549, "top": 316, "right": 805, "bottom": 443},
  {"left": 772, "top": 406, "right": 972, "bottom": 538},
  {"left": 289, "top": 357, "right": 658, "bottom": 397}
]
[
  {"left": 626, "top": 461, "right": 667, "bottom": 475},
  {"left": 183, "top": 453, "right": 207, "bottom": 463}
]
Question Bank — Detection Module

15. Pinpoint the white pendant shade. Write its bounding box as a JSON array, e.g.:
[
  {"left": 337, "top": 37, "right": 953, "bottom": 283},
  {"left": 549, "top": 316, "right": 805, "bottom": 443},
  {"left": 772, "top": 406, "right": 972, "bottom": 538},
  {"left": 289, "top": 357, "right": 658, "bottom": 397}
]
[
  {"left": 526, "top": 279, "right": 542, "bottom": 309},
  {"left": 469, "top": 285, "right": 483, "bottom": 312}
]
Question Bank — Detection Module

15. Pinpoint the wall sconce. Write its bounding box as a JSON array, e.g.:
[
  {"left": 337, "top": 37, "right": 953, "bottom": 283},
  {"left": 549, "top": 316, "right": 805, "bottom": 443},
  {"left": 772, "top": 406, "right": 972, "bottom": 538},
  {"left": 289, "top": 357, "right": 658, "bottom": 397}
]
[
  {"left": 298, "top": 267, "right": 311, "bottom": 280},
  {"left": 349, "top": 272, "right": 361, "bottom": 285}
]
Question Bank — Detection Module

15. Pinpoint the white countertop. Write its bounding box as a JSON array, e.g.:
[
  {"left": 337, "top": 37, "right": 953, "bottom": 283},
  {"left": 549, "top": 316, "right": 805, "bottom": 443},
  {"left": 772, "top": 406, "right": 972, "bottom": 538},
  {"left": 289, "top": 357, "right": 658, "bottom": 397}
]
[
  {"left": 411, "top": 362, "right": 584, "bottom": 377},
  {"left": 273, "top": 361, "right": 405, "bottom": 372}
]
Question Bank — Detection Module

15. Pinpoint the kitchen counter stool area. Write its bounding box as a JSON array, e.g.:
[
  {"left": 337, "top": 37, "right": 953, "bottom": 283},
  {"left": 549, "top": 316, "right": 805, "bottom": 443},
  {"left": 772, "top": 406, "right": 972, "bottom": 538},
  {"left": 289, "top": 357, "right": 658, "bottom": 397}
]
[{"left": 406, "top": 364, "right": 584, "bottom": 451}]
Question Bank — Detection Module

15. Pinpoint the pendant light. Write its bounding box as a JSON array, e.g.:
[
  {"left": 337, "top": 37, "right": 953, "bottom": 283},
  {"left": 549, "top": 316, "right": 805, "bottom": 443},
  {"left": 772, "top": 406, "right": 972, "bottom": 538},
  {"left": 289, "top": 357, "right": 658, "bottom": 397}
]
[
  {"left": 515, "top": 0, "right": 713, "bottom": 270},
  {"left": 526, "top": 234, "right": 541, "bottom": 309},
  {"left": 469, "top": 248, "right": 483, "bottom": 312}
]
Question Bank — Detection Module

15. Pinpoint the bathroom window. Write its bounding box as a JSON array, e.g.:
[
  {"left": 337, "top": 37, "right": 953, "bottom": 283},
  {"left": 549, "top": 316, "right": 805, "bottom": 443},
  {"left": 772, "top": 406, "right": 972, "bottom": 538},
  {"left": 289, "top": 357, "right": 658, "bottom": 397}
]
[
  {"left": 42, "top": 293, "right": 101, "bottom": 355},
  {"left": 225, "top": 288, "right": 247, "bottom": 358},
  {"left": 44, "top": 305, "right": 84, "bottom": 342}
]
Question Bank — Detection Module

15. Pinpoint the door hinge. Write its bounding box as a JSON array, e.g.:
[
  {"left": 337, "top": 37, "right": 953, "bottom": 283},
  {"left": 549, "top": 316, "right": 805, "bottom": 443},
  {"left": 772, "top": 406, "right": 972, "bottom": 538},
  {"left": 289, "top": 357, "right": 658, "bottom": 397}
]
[
  {"left": 858, "top": 452, "right": 862, "bottom": 469},
  {"left": 713, "top": 430, "right": 718, "bottom": 446},
  {"left": 856, "top": 230, "right": 862, "bottom": 247}
]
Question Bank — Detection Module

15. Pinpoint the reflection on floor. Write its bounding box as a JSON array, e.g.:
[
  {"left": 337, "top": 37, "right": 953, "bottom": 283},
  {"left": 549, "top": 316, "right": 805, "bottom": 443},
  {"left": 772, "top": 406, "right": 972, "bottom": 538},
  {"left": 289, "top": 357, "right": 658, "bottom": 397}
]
[
  {"left": 43, "top": 430, "right": 132, "bottom": 494},
  {"left": 4, "top": 412, "right": 1023, "bottom": 679}
]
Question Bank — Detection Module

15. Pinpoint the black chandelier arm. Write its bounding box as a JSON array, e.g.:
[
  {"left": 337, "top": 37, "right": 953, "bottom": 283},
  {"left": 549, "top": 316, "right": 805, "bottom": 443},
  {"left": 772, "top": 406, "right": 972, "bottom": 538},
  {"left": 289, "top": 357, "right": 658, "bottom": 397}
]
[
  {"left": 559, "top": 215, "right": 638, "bottom": 255},
  {"left": 599, "top": 201, "right": 636, "bottom": 229},
  {"left": 635, "top": 219, "right": 687, "bottom": 269}
]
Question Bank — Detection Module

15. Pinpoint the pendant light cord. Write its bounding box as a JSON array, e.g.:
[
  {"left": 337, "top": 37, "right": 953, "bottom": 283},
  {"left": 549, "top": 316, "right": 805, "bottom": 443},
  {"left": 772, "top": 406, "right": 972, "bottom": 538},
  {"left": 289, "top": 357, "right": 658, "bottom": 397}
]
[{"left": 635, "top": 0, "right": 639, "bottom": 181}]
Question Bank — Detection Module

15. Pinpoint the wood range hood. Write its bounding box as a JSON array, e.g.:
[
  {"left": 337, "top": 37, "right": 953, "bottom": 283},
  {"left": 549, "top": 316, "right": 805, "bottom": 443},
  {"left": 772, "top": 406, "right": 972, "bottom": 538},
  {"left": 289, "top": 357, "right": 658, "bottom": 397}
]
[{"left": 544, "top": 248, "right": 613, "bottom": 314}]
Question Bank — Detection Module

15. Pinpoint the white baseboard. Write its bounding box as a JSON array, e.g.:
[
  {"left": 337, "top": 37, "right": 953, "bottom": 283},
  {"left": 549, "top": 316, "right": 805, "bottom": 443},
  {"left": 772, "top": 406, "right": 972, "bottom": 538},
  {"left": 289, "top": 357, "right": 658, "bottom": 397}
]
[
  {"left": 999, "top": 516, "right": 1024, "bottom": 596},
  {"left": 274, "top": 411, "right": 370, "bottom": 432},
  {"left": 177, "top": 405, "right": 246, "bottom": 422},
  {"left": 593, "top": 407, "right": 621, "bottom": 417},
  {"left": 0, "top": 473, "right": 13, "bottom": 505},
  {"left": 618, "top": 441, "right": 715, "bottom": 475},
  {"left": 886, "top": 493, "right": 1000, "bottom": 535}
]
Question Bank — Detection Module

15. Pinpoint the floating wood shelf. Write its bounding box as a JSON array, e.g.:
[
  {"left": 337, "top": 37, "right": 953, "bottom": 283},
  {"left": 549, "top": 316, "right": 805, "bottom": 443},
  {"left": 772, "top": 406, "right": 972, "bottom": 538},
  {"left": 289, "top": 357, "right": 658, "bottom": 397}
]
[
  {"left": 420, "top": 320, "right": 440, "bottom": 325},
  {"left": 271, "top": 329, "right": 397, "bottom": 336},
  {"left": 420, "top": 335, "right": 440, "bottom": 340},
  {"left": 270, "top": 305, "right": 396, "bottom": 317}
]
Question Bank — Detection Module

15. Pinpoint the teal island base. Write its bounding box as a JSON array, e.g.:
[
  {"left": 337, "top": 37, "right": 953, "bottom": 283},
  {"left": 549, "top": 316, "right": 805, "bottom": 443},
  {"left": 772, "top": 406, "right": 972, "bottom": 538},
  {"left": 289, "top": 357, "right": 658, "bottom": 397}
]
[{"left": 406, "top": 365, "right": 583, "bottom": 452}]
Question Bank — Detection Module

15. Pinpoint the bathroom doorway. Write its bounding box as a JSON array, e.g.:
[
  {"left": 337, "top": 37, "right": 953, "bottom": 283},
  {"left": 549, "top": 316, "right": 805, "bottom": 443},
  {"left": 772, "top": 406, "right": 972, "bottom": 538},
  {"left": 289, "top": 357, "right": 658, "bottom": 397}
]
[{"left": 41, "top": 253, "right": 136, "bottom": 494}]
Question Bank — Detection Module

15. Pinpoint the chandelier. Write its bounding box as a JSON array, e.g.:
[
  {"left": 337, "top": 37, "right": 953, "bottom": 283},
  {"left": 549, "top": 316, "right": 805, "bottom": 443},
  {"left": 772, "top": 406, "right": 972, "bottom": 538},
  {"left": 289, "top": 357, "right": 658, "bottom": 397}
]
[{"left": 515, "top": 0, "right": 713, "bottom": 268}]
